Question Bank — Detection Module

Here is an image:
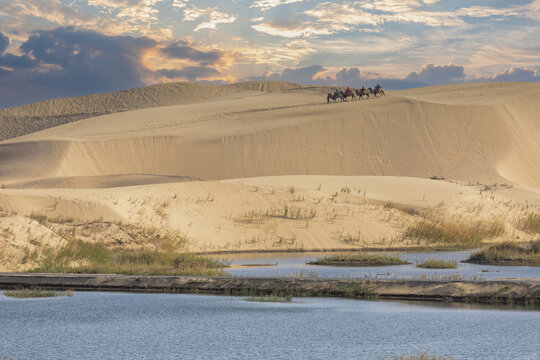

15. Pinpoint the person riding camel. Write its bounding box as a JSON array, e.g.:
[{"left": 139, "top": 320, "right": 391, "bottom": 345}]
[
  {"left": 375, "top": 83, "right": 381, "bottom": 91},
  {"left": 346, "top": 86, "right": 351, "bottom": 94},
  {"left": 334, "top": 89, "right": 340, "bottom": 98}
]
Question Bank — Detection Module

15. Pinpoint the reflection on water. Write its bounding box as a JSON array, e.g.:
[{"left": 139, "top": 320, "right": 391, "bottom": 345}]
[
  {"left": 1, "top": 292, "right": 538, "bottom": 360},
  {"left": 214, "top": 250, "right": 540, "bottom": 280}
]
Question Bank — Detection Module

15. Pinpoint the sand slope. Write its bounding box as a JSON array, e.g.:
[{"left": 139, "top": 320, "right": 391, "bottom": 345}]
[
  {"left": 0, "top": 81, "right": 305, "bottom": 141},
  {"left": 1, "top": 82, "right": 539, "bottom": 188}
]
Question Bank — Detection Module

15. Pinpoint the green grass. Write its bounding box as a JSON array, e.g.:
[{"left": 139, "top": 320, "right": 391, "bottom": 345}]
[
  {"left": 308, "top": 254, "right": 410, "bottom": 267},
  {"left": 517, "top": 212, "right": 540, "bottom": 235},
  {"left": 30, "top": 235, "right": 228, "bottom": 276},
  {"left": 244, "top": 295, "right": 292, "bottom": 303},
  {"left": 416, "top": 259, "right": 458, "bottom": 269},
  {"left": 464, "top": 240, "right": 540, "bottom": 266},
  {"left": 404, "top": 218, "right": 504, "bottom": 247},
  {"left": 4, "top": 289, "right": 74, "bottom": 298}
]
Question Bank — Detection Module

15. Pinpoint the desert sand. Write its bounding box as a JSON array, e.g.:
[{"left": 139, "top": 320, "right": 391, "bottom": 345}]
[{"left": 0, "top": 81, "right": 539, "bottom": 272}]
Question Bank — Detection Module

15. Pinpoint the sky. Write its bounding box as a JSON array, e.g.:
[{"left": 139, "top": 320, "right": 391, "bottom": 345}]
[{"left": 0, "top": 0, "right": 539, "bottom": 107}]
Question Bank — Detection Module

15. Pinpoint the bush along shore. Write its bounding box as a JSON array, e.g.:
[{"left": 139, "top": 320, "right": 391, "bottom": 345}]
[
  {"left": 464, "top": 240, "right": 540, "bottom": 267},
  {"left": 416, "top": 259, "right": 458, "bottom": 269},
  {"left": 4, "top": 288, "right": 74, "bottom": 298},
  {"left": 307, "top": 254, "right": 410, "bottom": 267},
  {"left": 29, "top": 234, "right": 228, "bottom": 276}
]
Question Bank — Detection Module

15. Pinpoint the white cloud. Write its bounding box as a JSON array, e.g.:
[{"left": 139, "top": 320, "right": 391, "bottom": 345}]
[
  {"left": 172, "top": 0, "right": 188, "bottom": 9},
  {"left": 181, "top": 6, "right": 236, "bottom": 31},
  {"left": 252, "top": 21, "right": 348, "bottom": 38},
  {"left": 475, "top": 66, "right": 540, "bottom": 82},
  {"left": 250, "top": 0, "right": 304, "bottom": 11}
]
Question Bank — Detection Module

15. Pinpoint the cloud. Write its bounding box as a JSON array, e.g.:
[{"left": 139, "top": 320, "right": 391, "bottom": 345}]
[
  {"left": 252, "top": 21, "right": 347, "bottom": 38},
  {"left": 249, "top": 63, "right": 468, "bottom": 89},
  {"left": 476, "top": 66, "right": 540, "bottom": 82},
  {"left": 0, "top": 0, "right": 171, "bottom": 39},
  {"left": 0, "top": 28, "right": 156, "bottom": 107},
  {"left": 405, "top": 63, "right": 465, "bottom": 84},
  {"left": 88, "top": 0, "right": 164, "bottom": 23},
  {"left": 157, "top": 66, "right": 221, "bottom": 81},
  {"left": 0, "top": 33, "right": 9, "bottom": 54},
  {"left": 250, "top": 0, "right": 304, "bottom": 11},
  {"left": 0, "top": 27, "right": 234, "bottom": 108},
  {"left": 0, "top": 32, "right": 37, "bottom": 70},
  {"left": 160, "top": 41, "right": 224, "bottom": 65},
  {"left": 250, "top": 65, "right": 326, "bottom": 84},
  {"left": 182, "top": 6, "right": 236, "bottom": 31}
]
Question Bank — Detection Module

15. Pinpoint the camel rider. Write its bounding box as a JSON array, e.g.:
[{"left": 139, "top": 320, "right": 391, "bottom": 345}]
[
  {"left": 334, "top": 89, "right": 340, "bottom": 98},
  {"left": 375, "top": 83, "right": 381, "bottom": 91},
  {"left": 346, "top": 86, "right": 351, "bottom": 94}
]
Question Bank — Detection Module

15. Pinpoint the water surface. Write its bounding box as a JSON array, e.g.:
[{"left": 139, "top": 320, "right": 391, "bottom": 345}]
[
  {"left": 1, "top": 292, "right": 539, "bottom": 360},
  {"left": 217, "top": 250, "right": 540, "bottom": 280}
]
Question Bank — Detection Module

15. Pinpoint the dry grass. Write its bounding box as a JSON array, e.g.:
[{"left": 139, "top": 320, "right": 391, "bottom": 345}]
[
  {"left": 235, "top": 205, "right": 317, "bottom": 224},
  {"left": 464, "top": 240, "right": 540, "bottom": 266},
  {"left": 30, "top": 233, "right": 228, "bottom": 276},
  {"left": 517, "top": 212, "right": 540, "bottom": 235},
  {"left": 4, "top": 289, "right": 73, "bottom": 298},
  {"left": 416, "top": 259, "right": 457, "bottom": 269},
  {"left": 405, "top": 217, "right": 504, "bottom": 247},
  {"left": 308, "top": 254, "right": 409, "bottom": 267}
]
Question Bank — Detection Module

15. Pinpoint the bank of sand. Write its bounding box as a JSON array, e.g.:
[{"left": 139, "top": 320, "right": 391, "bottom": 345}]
[{"left": 0, "top": 81, "right": 539, "bottom": 272}]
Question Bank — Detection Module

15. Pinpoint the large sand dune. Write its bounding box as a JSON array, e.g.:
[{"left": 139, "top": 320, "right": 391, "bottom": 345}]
[
  {"left": 1, "top": 81, "right": 539, "bottom": 188},
  {"left": 0, "top": 81, "right": 539, "bottom": 271}
]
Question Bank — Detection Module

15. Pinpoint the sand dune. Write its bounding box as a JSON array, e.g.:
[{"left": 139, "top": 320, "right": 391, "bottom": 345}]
[
  {"left": 0, "top": 81, "right": 305, "bottom": 141},
  {"left": 1, "top": 81, "right": 539, "bottom": 188},
  {"left": 0, "top": 81, "right": 539, "bottom": 271}
]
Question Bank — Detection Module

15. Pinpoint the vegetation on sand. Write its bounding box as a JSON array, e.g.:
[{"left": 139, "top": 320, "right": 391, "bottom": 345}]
[
  {"left": 4, "top": 289, "right": 74, "bottom": 298},
  {"left": 308, "top": 254, "right": 410, "bottom": 267},
  {"left": 517, "top": 212, "right": 540, "bottom": 235},
  {"left": 405, "top": 217, "right": 504, "bottom": 247},
  {"left": 416, "top": 259, "right": 458, "bottom": 269},
  {"left": 30, "top": 234, "right": 228, "bottom": 276},
  {"left": 464, "top": 240, "right": 540, "bottom": 266}
]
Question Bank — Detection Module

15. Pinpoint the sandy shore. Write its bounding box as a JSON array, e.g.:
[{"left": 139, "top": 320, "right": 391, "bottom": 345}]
[{"left": 1, "top": 273, "right": 539, "bottom": 306}]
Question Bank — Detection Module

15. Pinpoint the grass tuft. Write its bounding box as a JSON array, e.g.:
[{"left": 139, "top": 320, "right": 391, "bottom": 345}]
[
  {"left": 308, "top": 254, "right": 409, "bottom": 267},
  {"left": 405, "top": 217, "right": 504, "bottom": 247},
  {"left": 416, "top": 259, "right": 457, "bottom": 269},
  {"left": 517, "top": 212, "right": 540, "bottom": 235},
  {"left": 464, "top": 240, "right": 540, "bottom": 266},
  {"left": 4, "top": 289, "right": 73, "bottom": 298}
]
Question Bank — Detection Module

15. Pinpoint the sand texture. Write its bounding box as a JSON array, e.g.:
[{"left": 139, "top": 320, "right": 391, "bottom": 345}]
[{"left": 0, "top": 81, "right": 539, "bottom": 272}]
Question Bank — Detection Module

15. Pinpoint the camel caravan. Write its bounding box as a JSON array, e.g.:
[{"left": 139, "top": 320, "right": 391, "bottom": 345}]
[{"left": 327, "top": 84, "right": 385, "bottom": 103}]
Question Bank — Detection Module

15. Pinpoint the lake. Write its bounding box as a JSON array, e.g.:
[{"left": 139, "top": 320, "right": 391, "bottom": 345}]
[
  {"left": 1, "top": 292, "right": 539, "bottom": 359},
  {"left": 217, "top": 250, "right": 540, "bottom": 280}
]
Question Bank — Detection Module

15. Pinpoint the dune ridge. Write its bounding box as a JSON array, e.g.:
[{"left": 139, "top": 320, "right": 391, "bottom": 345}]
[{"left": 0, "top": 81, "right": 305, "bottom": 141}]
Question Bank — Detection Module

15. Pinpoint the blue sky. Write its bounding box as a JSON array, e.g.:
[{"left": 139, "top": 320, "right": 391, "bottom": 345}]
[{"left": 0, "top": 0, "right": 539, "bottom": 107}]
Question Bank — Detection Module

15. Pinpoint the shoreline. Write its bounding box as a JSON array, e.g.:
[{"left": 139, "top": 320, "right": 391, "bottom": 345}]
[
  {"left": 198, "top": 246, "right": 475, "bottom": 256},
  {"left": 1, "top": 274, "right": 538, "bottom": 307}
]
